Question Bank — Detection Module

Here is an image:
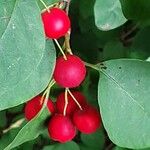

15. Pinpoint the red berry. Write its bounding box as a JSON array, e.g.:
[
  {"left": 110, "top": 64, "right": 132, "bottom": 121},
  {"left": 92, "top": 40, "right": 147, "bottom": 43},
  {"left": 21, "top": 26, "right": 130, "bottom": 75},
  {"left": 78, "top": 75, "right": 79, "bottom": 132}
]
[
  {"left": 53, "top": 55, "right": 86, "bottom": 88},
  {"left": 73, "top": 106, "right": 101, "bottom": 134},
  {"left": 48, "top": 114, "right": 76, "bottom": 143},
  {"left": 56, "top": 91, "right": 87, "bottom": 116},
  {"left": 24, "top": 95, "right": 55, "bottom": 121},
  {"left": 41, "top": 8, "right": 70, "bottom": 39}
]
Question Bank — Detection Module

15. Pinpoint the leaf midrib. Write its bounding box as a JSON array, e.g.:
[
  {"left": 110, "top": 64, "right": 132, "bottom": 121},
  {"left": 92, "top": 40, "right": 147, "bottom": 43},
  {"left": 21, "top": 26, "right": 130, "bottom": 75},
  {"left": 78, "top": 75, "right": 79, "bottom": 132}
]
[{"left": 100, "top": 69, "right": 149, "bottom": 116}]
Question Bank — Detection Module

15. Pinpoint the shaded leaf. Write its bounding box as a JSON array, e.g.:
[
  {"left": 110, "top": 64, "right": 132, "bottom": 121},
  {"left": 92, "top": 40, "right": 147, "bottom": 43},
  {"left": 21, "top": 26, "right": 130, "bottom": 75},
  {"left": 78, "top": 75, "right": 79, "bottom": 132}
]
[
  {"left": 0, "top": 111, "right": 7, "bottom": 128},
  {"left": 0, "top": 123, "right": 25, "bottom": 149},
  {"left": 129, "top": 27, "right": 150, "bottom": 60},
  {"left": 4, "top": 108, "right": 49, "bottom": 150},
  {"left": 103, "top": 40, "right": 128, "bottom": 60},
  {"left": 80, "top": 128, "right": 105, "bottom": 150},
  {"left": 43, "top": 141, "right": 80, "bottom": 150},
  {"left": 120, "top": 0, "right": 150, "bottom": 26}
]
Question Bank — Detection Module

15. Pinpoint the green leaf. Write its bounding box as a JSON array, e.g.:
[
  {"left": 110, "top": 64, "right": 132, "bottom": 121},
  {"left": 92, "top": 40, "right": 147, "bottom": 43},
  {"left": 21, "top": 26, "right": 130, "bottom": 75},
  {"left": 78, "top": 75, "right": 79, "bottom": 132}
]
[
  {"left": 103, "top": 40, "right": 128, "bottom": 60},
  {"left": 94, "top": 0, "right": 127, "bottom": 31},
  {"left": 0, "top": 0, "right": 16, "bottom": 37},
  {"left": 0, "top": 0, "right": 56, "bottom": 111},
  {"left": 37, "top": 0, "right": 60, "bottom": 10},
  {"left": 7, "top": 104, "right": 24, "bottom": 114},
  {"left": 80, "top": 128, "right": 105, "bottom": 150},
  {"left": 79, "top": 0, "right": 94, "bottom": 20},
  {"left": 0, "top": 111, "right": 7, "bottom": 128},
  {"left": 43, "top": 141, "right": 80, "bottom": 150},
  {"left": 0, "top": 123, "right": 25, "bottom": 150},
  {"left": 120, "top": 0, "right": 150, "bottom": 25},
  {"left": 146, "top": 57, "right": 150, "bottom": 62},
  {"left": 98, "top": 59, "right": 150, "bottom": 149},
  {"left": 15, "top": 141, "right": 35, "bottom": 150},
  {"left": 113, "top": 146, "right": 128, "bottom": 150},
  {"left": 129, "top": 27, "right": 150, "bottom": 60},
  {"left": 80, "top": 69, "right": 99, "bottom": 107},
  {"left": 113, "top": 146, "right": 150, "bottom": 150},
  {"left": 4, "top": 108, "right": 49, "bottom": 150}
]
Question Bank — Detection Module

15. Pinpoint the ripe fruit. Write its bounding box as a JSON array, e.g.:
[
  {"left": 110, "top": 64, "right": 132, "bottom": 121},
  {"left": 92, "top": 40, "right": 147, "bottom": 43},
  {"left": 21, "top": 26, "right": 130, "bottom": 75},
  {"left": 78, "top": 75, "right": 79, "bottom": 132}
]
[
  {"left": 41, "top": 8, "right": 70, "bottom": 39},
  {"left": 56, "top": 91, "right": 87, "bottom": 115},
  {"left": 48, "top": 114, "right": 76, "bottom": 143},
  {"left": 73, "top": 106, "right": 101, "bottom": 134},
  {"left": 53, "top": 55, "right": 86, "bottom": 88},
  {"left": 24, "top": 95, "right": 55, "bottom": 121}
]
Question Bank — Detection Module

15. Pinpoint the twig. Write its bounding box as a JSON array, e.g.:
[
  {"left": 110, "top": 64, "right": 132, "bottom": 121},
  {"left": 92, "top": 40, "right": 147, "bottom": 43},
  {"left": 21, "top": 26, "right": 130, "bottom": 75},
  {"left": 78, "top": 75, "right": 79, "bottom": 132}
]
[
  {"left": 3, "top": 118, "right": 25, "bottom": 134},
  {"left": 65, "top": 33, "right": 73, "bottom": 54},
  {"left": 63, "top": 88, "right": 68, "bottom": 116},
  {"left": 121, "top": 23, "right": 139, "bottom": 40},
  {"left": 54, "top": 39, "right": 67, "bottom": 60}
]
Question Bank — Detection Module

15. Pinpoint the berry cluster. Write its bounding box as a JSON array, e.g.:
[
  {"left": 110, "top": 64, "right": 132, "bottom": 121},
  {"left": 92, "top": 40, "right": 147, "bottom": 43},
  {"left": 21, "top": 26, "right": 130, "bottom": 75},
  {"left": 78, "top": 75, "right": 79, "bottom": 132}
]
[
  {"left": 42, "top": 7, "right": 86, "bottom": 88},
  {"left": 24, "top": 5, "right": 101, "bottom": 143},
  {"left": 24, "top": 91, "right": 101, "bottom": 143}
]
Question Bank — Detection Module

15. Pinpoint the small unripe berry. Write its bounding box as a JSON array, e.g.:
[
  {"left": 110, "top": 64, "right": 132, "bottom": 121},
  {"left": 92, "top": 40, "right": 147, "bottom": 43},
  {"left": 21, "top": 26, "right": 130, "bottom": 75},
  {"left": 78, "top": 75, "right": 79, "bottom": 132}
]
[
  {"left": 24, "top": 95, "right": 55, "bottom": 121},
  {"left": 56, "top": 91, "right": 87, "bottom": 116},
  {"left": 53, "top": 55, "right": 86, "bottom": 88},
  {"left": 41, "top": 8, "right": 70, "bottom": 39},
  {"left": 73, "top": 106, "right": 101, "bottom": 134},
  {"left": 48, "top": 114, "right": 76, "bottom": 143}
]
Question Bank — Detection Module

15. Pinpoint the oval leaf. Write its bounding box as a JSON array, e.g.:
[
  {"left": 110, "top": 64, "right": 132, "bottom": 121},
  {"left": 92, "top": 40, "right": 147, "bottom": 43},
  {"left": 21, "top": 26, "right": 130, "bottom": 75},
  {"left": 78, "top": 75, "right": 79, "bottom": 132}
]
[
  {"left": 0, "top": 0, "right": 56, "bottom": 111},
  {"left": 80, "top": 128, "right": 105, "bottom": 150},
  {"left": 4, "top": 108, "right": 49, "bottom": 150},
  {"left": 98, "top": 59, "right": 150, "bottom": 149},
  {"left": 0, "top": 0, "right": 16, "bottom": 37},
  {"left": 43, "top": 141, "right": 80, "bottom": 150},
  {"left": 120, "top": 0, "right": 150, "bottom": 26},
  {"left": 94, "top": 0, "right": 127, "bottom": 31}
]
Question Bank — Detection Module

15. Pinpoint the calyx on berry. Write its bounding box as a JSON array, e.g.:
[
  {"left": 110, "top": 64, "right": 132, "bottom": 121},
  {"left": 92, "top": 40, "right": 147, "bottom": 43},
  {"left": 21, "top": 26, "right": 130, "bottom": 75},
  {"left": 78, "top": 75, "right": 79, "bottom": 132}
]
[
  {"left": 41, "top": 8, "right": 70, "bottom": 39},
  {"left": 53, "top": 54, "right": 86, "bottom": 88},
  {"left": 24, "top": 95, "right": 55, "bottom": 121}
]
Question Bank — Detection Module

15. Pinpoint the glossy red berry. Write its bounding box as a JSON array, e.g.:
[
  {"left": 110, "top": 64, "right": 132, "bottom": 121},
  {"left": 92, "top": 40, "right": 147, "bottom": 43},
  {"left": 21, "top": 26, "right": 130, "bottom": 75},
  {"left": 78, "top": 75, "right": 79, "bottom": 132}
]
[
  {"left": 53, "top": 55, "right": 86, "bottom": 88},
  {"left": 56, "top": 91, "right": 87, "bottom": 116},
  {"left": 41, "top": 8, "right": 70, "bottom": 39},
  {"left": 73, "top": 106, "right": 101, "bottom": 134},
  {"left": 48, "top": 114, "right": 76, "bottom": 143},
  {"left": 24, "top": 95, "right": 55, "bottom": 121}
]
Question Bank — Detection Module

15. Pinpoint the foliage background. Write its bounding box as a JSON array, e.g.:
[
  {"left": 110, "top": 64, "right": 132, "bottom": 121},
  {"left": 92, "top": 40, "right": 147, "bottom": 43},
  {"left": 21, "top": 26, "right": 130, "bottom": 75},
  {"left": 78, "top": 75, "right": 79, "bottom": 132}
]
[{"left": 0, "top": 0, "right": 150, "bottom": 149}]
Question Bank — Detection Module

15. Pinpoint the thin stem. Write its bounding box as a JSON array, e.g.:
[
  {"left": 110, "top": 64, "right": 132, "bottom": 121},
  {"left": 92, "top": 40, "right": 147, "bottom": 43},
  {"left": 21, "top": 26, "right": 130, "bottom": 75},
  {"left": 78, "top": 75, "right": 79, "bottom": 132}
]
[
  {"left": 54, "top": 39, "right": 67, "bottom": 60},
  {"left": 3, "top": 118, "right": 25, "bottom": 134},
  {"left": 39, "top": 81, "right": 53, "bottom": 116},
  {"left": 121, "top": 23, "right": 139, "bottom": 39},
  {"left": 84, "top": 62, "right": 99, "bottom": 71},
  {"left": 61, "top": 0, "right": 72, "bottom": 54},
  {"left": 40, "top": 79, "right": 56, "bottom": 104},
  {"left": 63, "top": 88, "right": 68, "bottom": 116},
  {"left": 67, "top": 88, "right": 83, "bottom": 110},
  {"left": 42, "top": 85, "right": 51, "bottom": 108},
  {"left": 105, "top": 143, "right": 114, "bottom": 150},
  {"left": 65, "top": 33, "right": 73, "bottom": 55},
  {"left": 63, "top": 0, "right": 70, "bottom": 14},
  {"left": 41, "top": 2, "right": 58, "bottom": 13},
  {"left": 39, "top": 0, "right": 50, "bottom": 12}
]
